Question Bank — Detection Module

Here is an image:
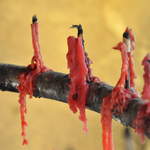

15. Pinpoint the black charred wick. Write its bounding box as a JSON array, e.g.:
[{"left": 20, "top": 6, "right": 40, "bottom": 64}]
[
  {"left": 32, "top": 15, "right": 38, "bottom": 24},
  {"left": 70, "top": 24, "right": 85, "bottom": 47},
  {"left": 123, "top": 31, "right": 130, "bottom": 39},
  {"left": 70, "top": 24, "right": 83, "bottom": 37}
]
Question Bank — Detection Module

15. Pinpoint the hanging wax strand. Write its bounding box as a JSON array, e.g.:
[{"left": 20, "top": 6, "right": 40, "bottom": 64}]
[
  {"left": 101, "top": 28, "right": 138, "bottom": 150},
  {"left": 101, "top": 96, "right": 114, "bottom": 150},
  {"left": 18, "top": 16, "right": 49, "bottom": 145},
  {"left": 67, "top": 24, "right": 101, "bottom": 132},
  {"left": 67, "top": 24, "right": 89, "bottom": 132}
]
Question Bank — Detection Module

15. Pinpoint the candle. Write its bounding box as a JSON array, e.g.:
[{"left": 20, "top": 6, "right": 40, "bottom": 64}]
[
  {"left": 101, "top": 28, "right": 138, "bottom": 150},
  {"left": 66, "top": 24, "right": 100, "bottom": 132},
  {"left": 17, "top": 16, "right": 49, "bottom": 145},
  {"left": 67, "top": 36, "right": 89, "bottom": 132}
]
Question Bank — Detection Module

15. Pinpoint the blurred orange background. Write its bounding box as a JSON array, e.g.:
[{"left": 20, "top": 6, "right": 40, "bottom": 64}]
[{"left": 0, "top": 0, "right": 150, "bottom": 150}]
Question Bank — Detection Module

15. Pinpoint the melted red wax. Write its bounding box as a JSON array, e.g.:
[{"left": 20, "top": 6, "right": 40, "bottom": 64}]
[
  {"left": 111, "top": 28, "right": 138, "bottom": 111},
  {"left": 18, "top": 21, "right": 49, "bottom": 145},
  {"left": 101, "top": 42, "right": 129, "bottom": 150},
  {"left": 134, "top": 102, "right": 150, "bottom": 142},
  {"left": 133, "top": 54, "right": 150, "bottom": 142},
  {"left": 113, "top": 42, "right": 128, "bottom": 87},
  {"left": 101, "top": 96, "right": 113, "bottom": 150},
  {"left": 141, "top": 53, "right": 150, "bottom": 100},
  {"left": 101, "top": 29, "right": 137, "bottom": 150},
  {"left": 67, "top": 36, "right": 89, "bottom": 131},
  {"left": 111, "top": 42, "right": 133, "bottom": 111}
]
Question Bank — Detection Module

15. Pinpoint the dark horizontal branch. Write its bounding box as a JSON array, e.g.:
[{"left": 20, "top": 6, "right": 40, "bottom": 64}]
[{"left": 0, "top": 63, "right": 149, "bottom": 138}]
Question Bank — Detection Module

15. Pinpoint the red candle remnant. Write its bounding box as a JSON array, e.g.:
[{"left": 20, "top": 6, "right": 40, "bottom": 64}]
[
  {"left": 17, "top": 16, "right": 49, "bottom": 145},
  {"left": 111, "top": 42, "right": 136, "bottom": 111},
  {"left": 134, "top": 102, "right": 150, "bottom": 142},
  {"left": 101, "top": 42, "right": 133, "bottom": 150},
  {"left": 67, "top": 24, "right": 100, "bottom": 132},
  {"left": 101, "top": 28, "right": 137, "bottom": 150},
  {"left": 141, "top": 53, "right": 150, "bottom": 100},
  {"left": 134, "top": 54, "right": 150, "bottom": 142},
  {"left": 67, "top": 36, "right": 89, "bottom": 132}
]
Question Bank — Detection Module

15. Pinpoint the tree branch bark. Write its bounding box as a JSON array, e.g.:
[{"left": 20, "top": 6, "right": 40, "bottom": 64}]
[{"left": 0, "top": 63, "right": 149, "bottom": 138}]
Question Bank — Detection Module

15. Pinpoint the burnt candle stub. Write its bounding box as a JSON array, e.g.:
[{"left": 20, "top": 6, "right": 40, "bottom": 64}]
[{"left": 17, "top": 16, "right": 49, "bottom": 145}]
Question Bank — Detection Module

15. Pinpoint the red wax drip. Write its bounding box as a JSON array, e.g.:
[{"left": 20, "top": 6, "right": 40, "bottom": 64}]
[
  {"left": 141, "top": 53, "right": 150, "bottom": 100},
  {"left": 134, "top": 102, "right": 150, "bottom": 142},
  {"left": 67, "top": 36, "right": 89, "bottom": 132},
  {"left": 101, "top": 29, "right": 137, "bottom": 150},
  {"left": 111, "top": 37, "right": 138, "bottom": 111},
  {"left": 101, "top": 89, "right": 134, "bottom": 150},
  {"left": 18, "top": 20, "right": 49, "bottom": 145},
  {"left": 101, "top": 96, "right": 114, "bottom": 150},
  {"left": 111, "top": 42, "right": 131, "bottom": 111},
  {"left": 113, "top": 42, "right": 128, "bottom": 87}
]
